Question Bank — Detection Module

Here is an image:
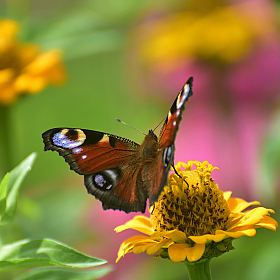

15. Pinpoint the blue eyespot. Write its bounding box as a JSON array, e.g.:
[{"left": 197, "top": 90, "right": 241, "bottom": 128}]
[
  {"left": 93, "top": 173, "right": 113, "bottom": 190},
  {"left": 163, "top": 145, "right": 173, "bottom": 168},
  {"left": 53, "top": 132, "right": 83, "bottom": 149},
  {"left": 95, "top": 174, "right": 107, "bottom": 188}
]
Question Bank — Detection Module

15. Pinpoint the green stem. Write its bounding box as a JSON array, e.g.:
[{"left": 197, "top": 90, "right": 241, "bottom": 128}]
[
  {"left": 184, "top": 259, "right": 212, "bottom": 280},
  {"left": 0, "top": 106, "right": 13, "bottom": 175}
]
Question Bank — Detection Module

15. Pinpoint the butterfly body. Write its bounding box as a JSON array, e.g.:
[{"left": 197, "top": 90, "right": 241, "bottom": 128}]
[{"left": 42, "top": 77, "right": 193, "bottom": 213}]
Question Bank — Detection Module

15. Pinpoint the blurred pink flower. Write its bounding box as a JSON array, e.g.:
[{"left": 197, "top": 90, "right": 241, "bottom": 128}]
[
  {"left": 131, "top": 0, "right": 280, "bottom": 201},
  {"left": 85, "top": 204, "right": 148, "bottom": 280}
]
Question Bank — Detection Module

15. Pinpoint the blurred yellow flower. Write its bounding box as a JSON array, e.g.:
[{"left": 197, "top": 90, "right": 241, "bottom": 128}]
[
  {"left": 115, "top": 161, "right": 278, "bottom": 263},
  {"left": 138, "top": 6, "right": 256, "bottom": 67},
  {"left": 0, "top": 19, "right": 66, "bottom": 105}
]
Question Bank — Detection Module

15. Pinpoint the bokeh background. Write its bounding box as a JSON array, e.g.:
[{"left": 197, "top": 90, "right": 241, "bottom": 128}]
[{"left": 0, "top": 0, "right": 280, "bottom": 279}]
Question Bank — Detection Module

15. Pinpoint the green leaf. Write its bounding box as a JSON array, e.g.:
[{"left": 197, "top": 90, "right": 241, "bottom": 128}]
[
  {"left": 0, "top": 173, "right": 9, "bottom": 215},
  {"left": 15, "top": 266, "right": 112, "bottom": 280},
  {"left": 0, "top": 153, "right": 37, "bottom": 226},
  {"left": 0, "top": 238, "right": 107, "bottom": 271}
]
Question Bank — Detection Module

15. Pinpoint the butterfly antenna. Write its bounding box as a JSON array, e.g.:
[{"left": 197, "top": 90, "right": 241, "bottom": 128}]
[
  {"left": 172, "top": 163, "right": 189, "bottom": 187},
  {"left": 116, "top": 118, "right": 146, "bottom": 136},
  {"left": 152, "top": 116, "right": 167, "bottom": 133}
]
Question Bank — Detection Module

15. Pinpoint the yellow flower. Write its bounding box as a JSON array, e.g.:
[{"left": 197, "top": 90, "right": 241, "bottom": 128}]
[
  {"left": 138, "top": 5, "right": 258, "bottom": 67},
  {"left": 115, "top": 161, "right": 278, "bottom": 263},
  {"left": 0, "top": 19, "right": 66, "bottom": 105}
]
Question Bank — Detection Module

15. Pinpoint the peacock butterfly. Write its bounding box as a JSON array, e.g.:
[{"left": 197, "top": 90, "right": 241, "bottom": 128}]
[{"left": 42, "top": 77, "right": 193, "bottom": 213}]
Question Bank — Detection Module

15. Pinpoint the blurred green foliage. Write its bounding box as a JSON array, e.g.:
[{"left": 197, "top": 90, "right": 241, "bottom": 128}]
[{"left": 0, "top": 0, "right": 279, "bottom": 279}]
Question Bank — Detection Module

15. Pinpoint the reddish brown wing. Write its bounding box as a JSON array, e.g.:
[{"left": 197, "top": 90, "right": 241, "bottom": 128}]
[
  {"left": 43, "top": 128, "right": 138, "bottom": 174},
  {"left": 42, "top": 128, "right": 148, "bottom": 212},
  {"left": 147, "top": 77, "right": 193, "bottom": 203},
  {"left": 159, "top": 77, "right": 193, "bottom": 148}
]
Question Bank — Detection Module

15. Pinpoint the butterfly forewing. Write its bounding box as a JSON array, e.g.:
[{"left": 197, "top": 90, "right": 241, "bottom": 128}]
[
  {"left": 43, "top": 128, "right": 139, "bottom": 174},
  {"left": 159, "top": 77, "right": 193, "bottom": 148},
  {"left": 146, "top": 77, "right": 193, "bottom": 205},
  {"left": 42, "top": 77, "right": 193, "bottom": 213}
]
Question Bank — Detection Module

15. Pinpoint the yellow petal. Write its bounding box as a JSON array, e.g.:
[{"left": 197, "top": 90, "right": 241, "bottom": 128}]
[
  {"left": 116, "top": 242, "right": 134, "bottom": 263},
  {"left": 255, "top": 216, "right": 278, "bottom": 231},
  {"left": 230, "top": 207, "right": 272, "bottom": 229},
  {"left": 116, "top": 235, "right": 153, "bottom": 263},
  {"left": 186, "top": 243, "right": 205, "bottom": 262},
  {"left": 146, "top": 238, "right": 170, "bottom": 255},
  {"left": 133, "top": 240, "right": 158, "bottom": 254},
  {"left": 119, "top": 235, "right": 151, "bottom": 246},
  {"left": 133, "top": 216, "right": 153, "bottom": 227},
  {"left": 168, "top": 243, "right": 205, "bottom": 263},
  {"left": 223, "top": 191, "right": 232, "bottom": 201},
  {"left": 152, "top": 229, "right": 187, "bottom": 242},
  {"left": 189, "top": 233, "right": 226, "bottom": 244},
  {"left": 15, "top": 74, "right": 46, "bottom": 93},
  {"left": 227, "top": 197, "right": 260, "bottom": 213},
  {"left": 133, "top": 238, "right": 170, "bottom": 255},
  {"left": 168, "top": 244, "right": 189, "bottom": 263},
  {"left": 25, "top": 50, "right": 60, "bottom": 74},
  {"left": 0, "top": 19, "right": 18, "bottom": 39},
  {"left": 114, "top": 216, "right": 153, "bottom": 235},
  {"left": 22, "top": 49, "right": 66, "bottom": 84},
  {"left": 216, "top": 227, "right": 256, "bottom": 238},
  {"left": 0, "top": 84, "right": 18, "bottom": 105},
  {"left": 118, "top": 235, "right": 153, "bottom": 255},
  {"left": 0, "top": 69, "right": 15, "bottom": 85}
]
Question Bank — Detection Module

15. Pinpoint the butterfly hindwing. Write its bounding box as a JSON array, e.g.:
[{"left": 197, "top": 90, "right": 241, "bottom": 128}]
[{"left": 85, "top": 164, "right": 147, "bottom": 212}]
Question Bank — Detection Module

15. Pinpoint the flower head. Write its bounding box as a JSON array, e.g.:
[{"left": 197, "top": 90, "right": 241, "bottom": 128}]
[
  {"left": 0, "top": 19, "right": 66, "bottom": 105},
  {"left": 115, "top": 161, "right": 278, "bottom": 263}
]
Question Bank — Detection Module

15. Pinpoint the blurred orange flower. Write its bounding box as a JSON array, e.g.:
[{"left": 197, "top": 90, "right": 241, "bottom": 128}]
[
  {"left": 0, "top": 19, "right": 66, "bottom": 105},
  {"left": 115, "top": 161, "right": 278, "bottom": 263}
]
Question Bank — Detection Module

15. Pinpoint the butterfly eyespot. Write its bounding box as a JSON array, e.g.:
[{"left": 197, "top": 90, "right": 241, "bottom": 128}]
[
  {"left": 94, "top": 174, "right": 112, "bottom": 189},
  {"left": 85, "top": 168, "right": 121, "bottom": 195},
  {"left": 52, "top": 129, "right": 86, "bottom": 149},
  {"left": 173, "top": 121, "right": 177, "bottom": 126},
  {"left": 81, "top": 155, "right": 87, "bottom": 160},
  {"left": 93, "top": 173, "right": 113, "bottom": 190},
  {"left": 163, "top": 145, "right": 173, "bottom": 168},
  {"left": 95, "top": 174, "right": 106, "bottom": 186}
]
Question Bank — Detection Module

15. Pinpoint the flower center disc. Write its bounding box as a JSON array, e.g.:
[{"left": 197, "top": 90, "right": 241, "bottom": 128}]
[{"left": 150, "top": 161, "right": 231, "bottom": 237}]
